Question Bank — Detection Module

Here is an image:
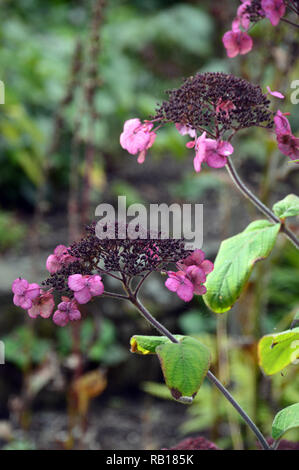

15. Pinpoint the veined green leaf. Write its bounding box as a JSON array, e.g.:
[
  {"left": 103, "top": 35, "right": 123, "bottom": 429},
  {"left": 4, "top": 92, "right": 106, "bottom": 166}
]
[
  {"left": 272, "top": 403, "right": 299, "bottom": 440},
  {"left": 273, "top": 194, "right": 299, "bottom": 220},
  {"left": 156, "top": 336, "right": 210, "bottom": 403},
  {"left": 203, "top": 220, "right": 280, "bottom": 313}
]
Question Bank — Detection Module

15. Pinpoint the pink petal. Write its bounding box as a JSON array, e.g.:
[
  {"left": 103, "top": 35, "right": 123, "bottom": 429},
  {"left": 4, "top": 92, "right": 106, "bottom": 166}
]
[
  {"left": 137, "top": 150, "right": 146, "bottom": 164},
  {"left": 175, "top": 123, "right": 196, "bottom": 138},
  {"left": 19, "top": 297, "right": 33, "bottom": 310},
  {"left": 186, "top": 265, "right": 206, "bottom": 284},
  {"left": 53, "top": 310, "right": 69, "bottom": 327},
  {"left": 176, "top": 280, "right": 194, "bottom": 302},
  {"left": 193, "top": 284, "right": 207, "bottom": 295},
  {"left": 201, "top": 259, "right": 214, "bottom": 275},
  {"left": 46, "top": 254, "right": 61, "bottom": 274},
  {"left": 205, "top": 148, "right": 227, "bottom": 168},
  {"left": 69, "top": 308, "right": 81, "bottom": 322},
  {"left": 186, "top": 140, "right": 196, "bottom": 149},
  {"left": 217, "top": 141, "right": 234, "bottom": 157},
  {"left": 26, "top": 283, "right": 40, "bottom": 300},
  {"left": 27, "top": 304, "right": 40, "bottom": 318},
  {"left": 13, "top": 293, "right": 23, "bottom": 307},
  {"left": 193, "top": 132, "right": 207, "bottom": 173},
  {"left": 68, "top": 274, "right": 85, "bottom": 292},
  {"left": 222, "top": 31, "right": 240, "bottom": 58},
  {"left": 74, "top": 287, "right": 92, "bottom": 304},
  {"left": 39, "top": 294, "right": 55, "bottom": 318},
  {"left": 88, "top": 275, "right": 104, "bottom": 296},
  {"left": 165, "top": 277, "right": 180, "bottom": 293},
  {"left": 54, "top": 244, "right": 68, "bottom": 257},
  {"left": 274, "top": 110, "right": 292, "bottom": 136},
  {"left": 238, "top": 31, "right": 253, "bottom": 55},
  {"left": 266, "top": 86, "right": 284, "bottom": 99},
  {"left": 12, "top": 278, "right": 29, "bottom": 295},
  {"left": 261, "top": 0, "right": 285, "bottom": 26}
]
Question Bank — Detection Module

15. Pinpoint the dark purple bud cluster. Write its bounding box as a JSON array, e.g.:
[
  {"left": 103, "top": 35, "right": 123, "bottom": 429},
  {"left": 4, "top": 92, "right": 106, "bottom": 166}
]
[
  {"left": 42, "top": 222, "right": 191, "bottom": 293},
  {"left": 153, "top": 72, "right": 273, "bottom": 137},
  {"left": 244, "top": 0, "right": 266, "bottom": 23}
]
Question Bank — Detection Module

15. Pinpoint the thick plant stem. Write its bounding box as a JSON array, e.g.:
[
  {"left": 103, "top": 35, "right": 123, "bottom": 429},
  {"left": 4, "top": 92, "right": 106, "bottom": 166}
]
[
  {"left": 226, "top": 157, "right": 299, "bottom": 250},
  {"left": 206, "top": 371, "right": 269, "bottom": 450},
  {"left": 132, "top": 296, "right": 270, "bottom": 450}
]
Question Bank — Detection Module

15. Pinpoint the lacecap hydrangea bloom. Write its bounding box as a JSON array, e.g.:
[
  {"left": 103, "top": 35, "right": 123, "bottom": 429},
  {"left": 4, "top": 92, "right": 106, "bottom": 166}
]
[
  {"left": 12, "top": 223, "right": 214, "bottom": 325},
  {"left": 120, "top": 72, "right": 293, "bottom": 169}
]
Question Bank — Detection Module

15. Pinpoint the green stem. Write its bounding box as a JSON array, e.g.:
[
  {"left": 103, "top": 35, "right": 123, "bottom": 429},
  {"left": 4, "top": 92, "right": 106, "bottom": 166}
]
[
  {"left": 226, "top": 157, "right": 299, "bottom": 250},
  {"left": 131, "top": 296, "right": 270, "bottom": 450}
]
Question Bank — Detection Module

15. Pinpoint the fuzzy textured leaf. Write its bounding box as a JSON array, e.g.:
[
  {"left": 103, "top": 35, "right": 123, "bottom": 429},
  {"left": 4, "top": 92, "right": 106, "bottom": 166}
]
[
  {"left": 203, "top": 220, "right": 280, "bottom": 313},
  {"left": 156, "top": 336, "right": 210, "bottom": 403},
  {"left": 273, "top": 194, "right": 299, "bottom": 219},
  {"left": 272, "top": 403, "right": 299, "bottom": 440}
]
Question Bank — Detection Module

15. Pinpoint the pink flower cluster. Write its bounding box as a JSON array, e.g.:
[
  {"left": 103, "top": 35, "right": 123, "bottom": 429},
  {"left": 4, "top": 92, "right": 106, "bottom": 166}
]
[
  {"left": 120, "top": 119, "right": 234, "bottom": 172},
  {"left": 274, "top": 110, "right": 299, "bottom": 162},
  {"left": 12, "top": 245, "right": 105, "bottom": 327},
  {"left": 223, "top": 0, "right": 285, "bottom": 58},
  {"left": 165, "top": 250, "right": 214, "bottom": 302}
]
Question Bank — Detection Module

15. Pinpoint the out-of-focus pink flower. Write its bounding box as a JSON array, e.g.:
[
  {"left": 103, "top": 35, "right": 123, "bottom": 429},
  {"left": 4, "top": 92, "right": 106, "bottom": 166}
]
[
  {"left": 193, "top": 132, "right": 234, "bottom": 173},
  {"left": 180, "top": 249, "right": 214, "bottom": 282},
  {"left": 232, "top": 1, "right": 251, "bottom": 31},
  {"left": 266, "top": 86, "right": 285, "bottom": 99},
  {"left": 120, "top": 118, "right": 156, "bottom": 164},
  {"left": 216, "top": 98, "right": 236, "bottom": 118},
  {"left": 53, "top": 297, "right": 81, "bottom": 327},
  {"left": 68, "top": 274, "right": 104, "bottom": 304},
  {"left": 277, "top": 134, "right": 299, "bottom": 162},
  {"left": 274, "top": 110, "right": 292, "bottom": 137},
  {"left": 28, "top": 291, "right": 55, "bottom": 319},
  {"left": 222, "top": 30, "right": 253, "bottom": 58},
  {"left": 165, "top": 271, "right": 194, "bottom": 302},
  {"left": 46, "top": 245, "right": 77, "bottom": 275},
  {"left": 274, "top": 110, "right": 299, "bottom": 163},
  {"left": 12, "top": 278, "right": 40, "bottom": 310},
  {"left": 261, "top": 0, "right": 285, "bottom": 26},
  {"left": 175, "top": 123, "right": 196, "bottom": 138}
]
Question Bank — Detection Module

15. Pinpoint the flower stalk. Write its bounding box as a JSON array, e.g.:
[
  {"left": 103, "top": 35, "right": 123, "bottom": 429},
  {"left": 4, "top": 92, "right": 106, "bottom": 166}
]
[{"left": 226, "top": 156, "right": 299, "bottom": 249}]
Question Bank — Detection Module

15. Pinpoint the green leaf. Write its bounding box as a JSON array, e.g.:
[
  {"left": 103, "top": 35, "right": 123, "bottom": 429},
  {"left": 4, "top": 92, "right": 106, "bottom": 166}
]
[
  {"left": 156, "top": 336, "right": 210, "bottom": 403},
  {"left": 273, "top": 194, "right": 299, "bottom": 219},
  {"left": 272, "top": 403, "right": 299, "bottom": 439},
  {"left": 203, "top": 220, "right": 280, "bottom": 313},
  {"left": 130, "top": 334, "right": 183, "bottom": 355},
  {"left": 258, "top": 327, "right": 299, "bottom": 375}
]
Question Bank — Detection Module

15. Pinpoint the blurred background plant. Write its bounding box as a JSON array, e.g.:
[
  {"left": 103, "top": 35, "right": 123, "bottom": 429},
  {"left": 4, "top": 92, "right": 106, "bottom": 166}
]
[{"left": 0, "top": 0, "right": 298, "bottom": 450}]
